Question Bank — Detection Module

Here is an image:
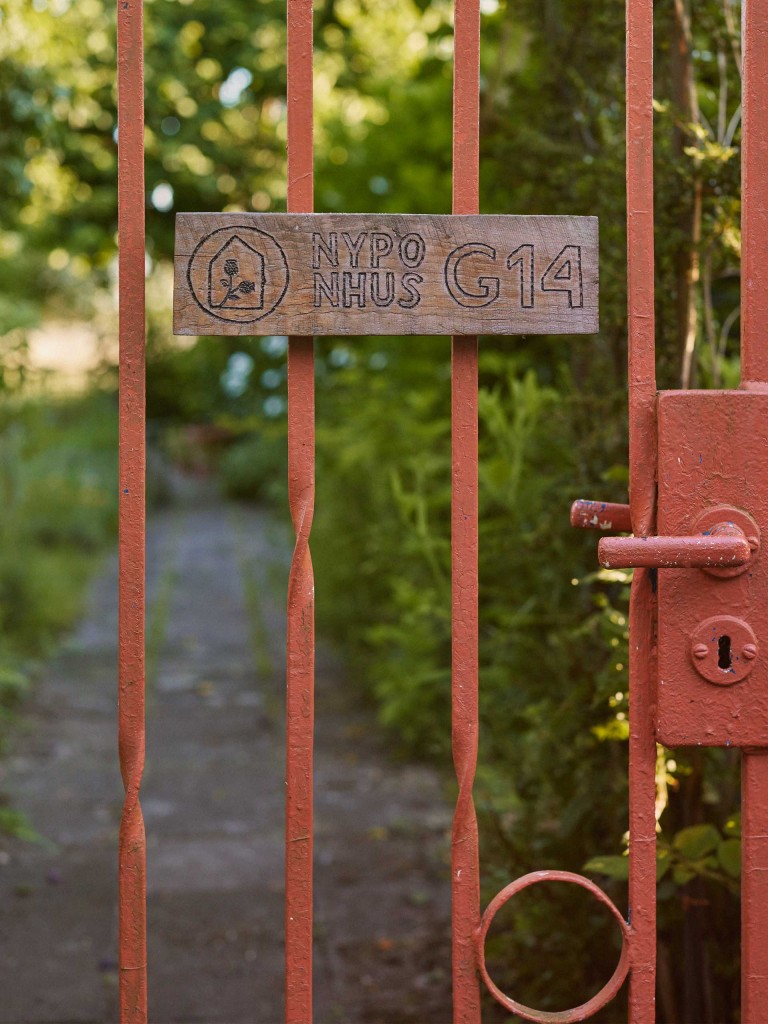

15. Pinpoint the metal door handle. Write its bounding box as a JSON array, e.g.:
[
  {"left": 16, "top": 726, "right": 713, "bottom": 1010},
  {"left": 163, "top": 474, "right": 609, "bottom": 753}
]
[
  {"left": 598, "top": 523, "right": 752, "bottom": 569},
  {"left": 570, "top": 499, "right": 632, "bottom": 532},
  {"left": 571, "top": 499, "right": 757, "bottom": 569}
]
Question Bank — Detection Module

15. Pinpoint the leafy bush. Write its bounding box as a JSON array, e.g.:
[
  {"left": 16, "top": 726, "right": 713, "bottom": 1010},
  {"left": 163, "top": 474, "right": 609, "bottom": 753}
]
[
  {"left": 309, "top": 341, "right": 631, "bottom": 1014},
  {"left": 219, "top": 429, "right": 287, "bottom": 505},
  {"left": 0, "top": 390, "right": 118, "bottom": 718}
]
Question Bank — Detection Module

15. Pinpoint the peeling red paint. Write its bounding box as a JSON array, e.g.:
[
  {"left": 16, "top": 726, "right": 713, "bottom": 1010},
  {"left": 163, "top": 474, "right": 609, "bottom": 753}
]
[{"left": 570, "top": 499, "right": 633, "bottom": 533}]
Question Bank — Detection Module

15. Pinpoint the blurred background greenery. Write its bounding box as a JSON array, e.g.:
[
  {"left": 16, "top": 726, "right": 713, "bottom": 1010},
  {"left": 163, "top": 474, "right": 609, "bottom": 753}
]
[{"left": 0, "top": 0, "right": 745, "bottom": 1018}]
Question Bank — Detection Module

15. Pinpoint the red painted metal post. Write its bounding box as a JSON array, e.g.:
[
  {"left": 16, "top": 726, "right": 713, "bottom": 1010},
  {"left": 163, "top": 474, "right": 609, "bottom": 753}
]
[
  {"left": 741, "top": 2, "right": 768, "bottom": 1019},
  {"left": 451, "top": 0, "right": 482, "bottom": 1020},
  {"left": 116, "top": 0, "right": 147, "bottom": 1020},
  {"left": 628, "top": 568, "right": 657, "bottom": 1024},
  {"left": 741, "top": 752, "right": 768, "bottom": 1021},
  {"left": 626, "top": 0, "right": 657, "bottom": 1018},
  {"left": 285, "top": 2, "right": 315, "bottom": 1021},
  {"left": 741, "top": 0, "right": 768, "bottom": 388},
  {"left": 626, "top": 0, "right": 657, "bottom": 541}
]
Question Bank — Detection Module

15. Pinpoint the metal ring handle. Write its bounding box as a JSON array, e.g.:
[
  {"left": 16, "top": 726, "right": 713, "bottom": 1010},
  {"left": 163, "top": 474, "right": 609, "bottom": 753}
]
[{"left": 475, "top": 870, "right": 630, "bottom": 1023}]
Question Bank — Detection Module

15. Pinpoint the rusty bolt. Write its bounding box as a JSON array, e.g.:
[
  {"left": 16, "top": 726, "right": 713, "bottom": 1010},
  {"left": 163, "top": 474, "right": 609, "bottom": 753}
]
[
  {"left": 693, "top": 643, "right": 709, "bottom": 660},
  {"left": 743, "top": 644, "right": 758, "bottom": 661}
]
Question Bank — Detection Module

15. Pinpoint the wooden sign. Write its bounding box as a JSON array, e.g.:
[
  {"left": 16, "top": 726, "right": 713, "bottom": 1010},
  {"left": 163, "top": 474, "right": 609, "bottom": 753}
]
[{"left": 174, "top": 213, "right": 598, "bottom": 336}]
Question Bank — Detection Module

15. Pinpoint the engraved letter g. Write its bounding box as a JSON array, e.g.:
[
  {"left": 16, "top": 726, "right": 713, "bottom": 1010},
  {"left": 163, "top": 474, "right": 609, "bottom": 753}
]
[{"left": 444, "top": 243, "right": 499, "bottom": 308}]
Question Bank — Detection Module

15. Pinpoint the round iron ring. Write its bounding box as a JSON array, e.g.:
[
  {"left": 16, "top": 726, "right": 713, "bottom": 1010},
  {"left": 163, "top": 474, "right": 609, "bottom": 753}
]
[{"left": 476, "top": 870, "right": 631, "bottom": 1023}]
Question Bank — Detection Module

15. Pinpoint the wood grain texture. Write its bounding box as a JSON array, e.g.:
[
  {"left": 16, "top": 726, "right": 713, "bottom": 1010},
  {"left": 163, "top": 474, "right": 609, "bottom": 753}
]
[{"left": 174, "top": 213, "right": 598, "bottom": 336}]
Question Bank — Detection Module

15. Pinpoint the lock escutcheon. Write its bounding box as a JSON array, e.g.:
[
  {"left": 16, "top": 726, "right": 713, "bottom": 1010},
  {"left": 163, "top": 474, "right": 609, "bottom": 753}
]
[{"left": 689, "top": 615, "right": 758, "bottom": 685}]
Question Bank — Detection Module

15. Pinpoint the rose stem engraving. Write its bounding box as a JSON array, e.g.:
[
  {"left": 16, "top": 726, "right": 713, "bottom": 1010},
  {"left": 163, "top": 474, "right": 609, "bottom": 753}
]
[{"left": 215, "top": 258, "right": 256, "bottom": 306}]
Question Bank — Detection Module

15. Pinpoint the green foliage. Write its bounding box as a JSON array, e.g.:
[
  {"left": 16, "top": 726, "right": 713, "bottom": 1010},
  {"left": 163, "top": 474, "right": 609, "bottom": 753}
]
[
  {"left": 583, "top": 854, "right": 629, "bottom": 881},
  {"left": 219, "top": 428, "right": 288, "bottom": 505},
  {"left": 0, "top": 391, "right": 118, "bottom": 697},
  {"left": 0, "top": 665, "right": 29, "bottom": 736},
  {"left": 589, "top": 819, "right": 742, "bottom": 890},
  {"left": 0, "top": 806, "right": 43, "bottom": 843}
]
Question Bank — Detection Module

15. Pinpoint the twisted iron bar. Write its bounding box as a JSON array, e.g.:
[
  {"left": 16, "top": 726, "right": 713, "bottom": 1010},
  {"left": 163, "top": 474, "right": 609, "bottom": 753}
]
[
  {"left": 285, "top": 439, "right": 315, "bottom": 1024},
  {"left": 117, "top": 722, "right": 147, "bottom": 1015}
]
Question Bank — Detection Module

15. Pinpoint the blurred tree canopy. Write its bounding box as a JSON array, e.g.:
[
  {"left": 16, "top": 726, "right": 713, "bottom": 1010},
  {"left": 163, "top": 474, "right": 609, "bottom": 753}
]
[{"left": 0, "top": 0, "right": 746, "bottom": 1018}]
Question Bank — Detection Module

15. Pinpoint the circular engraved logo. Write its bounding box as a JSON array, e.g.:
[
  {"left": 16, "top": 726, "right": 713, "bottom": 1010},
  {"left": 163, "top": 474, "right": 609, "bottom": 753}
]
[{"left": 186, "top": 225, "right": 289, "bottom": 324}]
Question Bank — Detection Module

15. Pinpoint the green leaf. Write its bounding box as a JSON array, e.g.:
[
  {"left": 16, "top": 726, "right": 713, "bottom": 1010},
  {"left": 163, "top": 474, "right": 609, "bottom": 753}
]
[
  {"left": 673, "top": 865, "right": 696, "bottom": 886},
  {"left": 723, "top": 813, "right": 741, "bottom": 838},
  {"left": 672, "top": 824, "right": 720, "bottom": 860},
  {"left": 591, "top": 719, "right": 630, "bottom": 742},
  {"left": 584, "top": 855, "right": 629, "bottom": 880},
  {"left": 0, "top": 807, "right": 45, "bottom": 845},
  {"left": 601, "top": 464, "right": 629, "bottom": 484},
  {"left": 656, "top": 848, "right": 672, "bottom": 881},
  {"left": 718, "top": 838, "right": 741, "bottom": 879}
]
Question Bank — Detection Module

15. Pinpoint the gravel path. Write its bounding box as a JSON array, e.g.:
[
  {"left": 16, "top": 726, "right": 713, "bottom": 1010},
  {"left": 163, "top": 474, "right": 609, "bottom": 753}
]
[{"left": 0, "top": 493, "right": 452, "bottom": 1023}]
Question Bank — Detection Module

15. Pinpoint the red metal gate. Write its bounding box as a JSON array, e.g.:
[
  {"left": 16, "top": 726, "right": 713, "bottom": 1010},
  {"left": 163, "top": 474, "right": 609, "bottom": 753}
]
[{"left": 115, "top": 0, "right": 765, "bottom": 1020}]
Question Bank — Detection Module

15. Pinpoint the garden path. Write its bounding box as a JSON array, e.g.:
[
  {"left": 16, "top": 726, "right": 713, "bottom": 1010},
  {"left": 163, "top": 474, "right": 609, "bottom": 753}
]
[{"left": 0, "top": 487, "right": 452, "bottom": 1023}]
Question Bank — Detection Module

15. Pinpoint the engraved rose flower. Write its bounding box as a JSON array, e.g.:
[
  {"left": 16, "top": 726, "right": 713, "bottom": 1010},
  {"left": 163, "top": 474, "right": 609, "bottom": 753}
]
[{"left": 215, "top": 258, "right": 257, "bottom": 306}]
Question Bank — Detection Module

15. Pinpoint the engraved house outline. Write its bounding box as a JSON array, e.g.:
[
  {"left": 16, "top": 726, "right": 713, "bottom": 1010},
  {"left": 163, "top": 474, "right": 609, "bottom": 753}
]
[{"left": 207, "top": 235, "right": 267, "bottom": 311}]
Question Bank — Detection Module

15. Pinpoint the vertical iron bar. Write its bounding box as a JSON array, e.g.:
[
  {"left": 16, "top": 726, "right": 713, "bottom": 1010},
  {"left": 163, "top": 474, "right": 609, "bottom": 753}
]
[
  {"left": 626, "top": 0, "right": 657, "bottom": 539},
  {"left": 285, "top": 1, "right": 315, "bottom": 1021},
  {"left": 741, "top": 2, "right": 768, "bottom": 1018},
  {"left": 626, "top": 0, "right": 657, "bottom": 1019},
  {"left": 628, "top": 569, "right": 657, "bottom": 1023},
  {"left": 740, "top": 0, "right": 768, "bottom": 387},
  {"left": 116, "top": 0, "right": 147, "bottom": 1020},
  {"left": 451, "top": 0, "right": 482, "bottom": 1021},
  {"left": 741, "top": 751, "right": 768, "bottom": 1021}
]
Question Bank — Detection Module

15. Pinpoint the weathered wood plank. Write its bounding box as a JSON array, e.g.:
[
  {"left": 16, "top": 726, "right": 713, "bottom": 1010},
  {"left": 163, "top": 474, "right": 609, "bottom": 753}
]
[{"left": 174, "top": 213, "right": 598, "bottom": 336}]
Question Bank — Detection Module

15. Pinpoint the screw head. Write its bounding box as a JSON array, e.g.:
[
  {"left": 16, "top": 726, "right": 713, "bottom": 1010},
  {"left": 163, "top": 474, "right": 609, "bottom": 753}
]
[
  {"left": 693, "top": 643, "right": 709, "bottom": 660},
  {"left": 744, "top": 644, "right": 758, "bottom": 661}
]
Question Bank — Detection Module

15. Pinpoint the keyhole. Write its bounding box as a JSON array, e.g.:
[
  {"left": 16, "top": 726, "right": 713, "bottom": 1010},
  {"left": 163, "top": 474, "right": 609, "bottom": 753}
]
[{"left": 718, "top": 635, "right": 732, "bottom": 670}]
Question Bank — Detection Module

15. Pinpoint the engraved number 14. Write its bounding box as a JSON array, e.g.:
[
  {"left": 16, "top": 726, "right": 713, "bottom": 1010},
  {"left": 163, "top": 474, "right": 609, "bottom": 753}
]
[{"left": 506, "top": 244, "right": 583, "bottom": 310}]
